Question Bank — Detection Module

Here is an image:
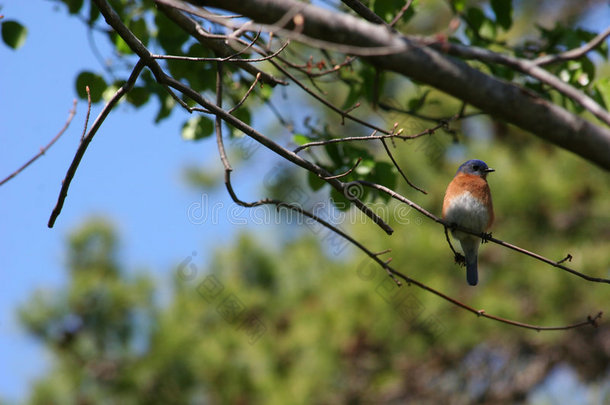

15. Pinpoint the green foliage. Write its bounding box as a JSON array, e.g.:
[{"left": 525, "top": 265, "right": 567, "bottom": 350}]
[
  {"left": 1, "top": 20, "right": 27, "bottom": 49},
  {"left": 61, "top": 0, "right": 84, "bottom": 15},
  {"left": 181, "top": 115, "right": 214, "bottom": 141},
  {"left": 20, "top": 220, "right": 156, "bottom": 404},
  {"left": 75, "top": 71, "right": 107, "bottom": 103},
  {"left": 490, "top": 0, "right": 512, "bottom": 30},
  {"left": 21, "top": 1, "right": 610, "bottom": 401},
  {"left": 21, "top": 140, "right": 610, "bottom": 402},
  {"left": 371, "top": 0, "right": 415, "bottom": 24}
]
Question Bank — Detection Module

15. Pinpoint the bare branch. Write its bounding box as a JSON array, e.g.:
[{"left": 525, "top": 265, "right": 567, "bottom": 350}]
[
  {"left": 341, "top": 0, "right": 388, "bottom": 26},
  {"left": 269, "top": 59, "right": 395, "bottom": 135},
  {"left": 320, "top": 157, "right": 362, "bottom": 180},
  {"left": 228, "top": 72, "right": 261, "bottom": 114},
  {"left": 357, "top": 180, "right": 610, "bottom": 284},
  {"left": 0, "top": 99, "right": 77, "bottom": 187},
  {"left": 48, "top": 61, "right": 145, "bottom": 228},
  {"left": 389, "top": 0, "right": 414, "bottom": 27},
  {"left": 379, "top": 136, "right": 427, "bottom": 194},
  {"left": 159, "top": 0, "right": 407, "bottom": 57},
  {"left": 424, "top": 39, "right": 610, "bottom": 127},
  {"left": 534, "top": 25, "right": 610, "bottom": 66},
  {"left": 293, "top": 115, "right": 452, "bottom": 154},
  {"left": 156, "top": 2, "right": 287, "bottom": 86},
  {"left": 151, "top": 39, "right": 289, "bottom": 63}
]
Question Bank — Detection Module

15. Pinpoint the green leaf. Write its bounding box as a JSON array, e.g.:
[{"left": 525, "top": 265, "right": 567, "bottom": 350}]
[
  {"left": 130, "top": 18, "right": 149, "bottom": 47},
  {"left": 590, "top": 86, "right": 607, "bottom": 111},
  {"left": 407, "top": 90, "right": 430, "bottom": 112},
  {"left": 182, "top": 116, "right": 214, "bottom": 141},
  {"left": 126, "top": 87, "right": 150, "bottom": 107},
  {"left": 330, "top": 187, "right": 353, "bottom": 211},
  {"left": 369, "top": 162, "right": 396, "bottom": 191},
  {"left": 355, "top": 158, "right": 375, "bottom": 176},
  {"left": 88, "top": 2, "right": 100, "bottom": 25},
  {"left": 579, "top": 58, "right": 595, "bottom": 85},
  {"left": 293, "top": 134, "right": 310, "bottom": 146},
  {"left": 1, "top": 20, "right": 27, "bottom": 50},
  {"left": 372, "top": 0, "right": 415, "bottom": 24},
  {"left": 341, "top": 83, "right": 362, "bottom": 110},
  {"left": 229, "top": 108, "right": 251, "bottom": 137},
  {"left": 62, "top": 0, "right": 84, "bottom": 14},
  {"left": 453, "top": 0, "right": 466, "bottom": 12},
  {"left": 324, "top": 142, "right": 343, "bottom": 167},
  {"left": 75, "top": 71, "right": 107, "bottom": 103},
  {"left": 113, "top": 33, "right": 132, "bottom": 54},
  {"left": 154, "top": 11, "right": 190, "bottom": 54},
  {"left": 307, "top": 170, "right": 326, "bottom": 192},
  {"left": 154, "top": 92, "right": 175, "bottom": 123},
  {"left": 258, "top": 84, "right": 273, "bottom": 101},
  {"left": 465, "top": 7, "right": 485, "bottom": 34},
  {"left": 593, "top": 78, "right": 610, "bottom": 110},
  {"left": 490, "top": 0, "right": 512, "bottom": 30}
]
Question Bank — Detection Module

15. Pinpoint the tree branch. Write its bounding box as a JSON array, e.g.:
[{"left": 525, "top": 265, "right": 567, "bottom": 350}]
[
  {"left": 356, "top": 180, "right": 610, "bottom": 284},
  {"left": 191, "top": 0, "right": 610, "bottom": 170},
  {"left": 1, "top": 99, "right": 76, "bottom": 187},
  {"left": 157, "top": 3, "right": 287, "bottom": 86},
  {"left": 425, "top": 39, "right": 610, "bottom": 127},
  {"left": 48, "top": 61, "right": 145, "bottom": 228},
  {"left": 534, "top": 25, "right": 610, "bottom": 66}
]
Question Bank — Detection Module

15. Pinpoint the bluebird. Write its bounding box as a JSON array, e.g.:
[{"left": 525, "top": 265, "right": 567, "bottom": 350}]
[{"left": 442, "top": 159, "right": 495, "bottom": 286}]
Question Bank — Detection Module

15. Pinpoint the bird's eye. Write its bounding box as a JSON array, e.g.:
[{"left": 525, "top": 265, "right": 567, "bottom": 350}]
[{"left": 472, "top": 165, "right": 480, "bottom": 171}]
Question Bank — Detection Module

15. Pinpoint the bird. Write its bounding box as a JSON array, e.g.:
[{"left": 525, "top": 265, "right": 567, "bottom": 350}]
[{"left": 442, "top": 159, "right": 495, "bottom": 286}]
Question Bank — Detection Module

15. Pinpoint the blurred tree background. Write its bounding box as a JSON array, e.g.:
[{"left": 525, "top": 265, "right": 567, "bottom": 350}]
[{"left": 7, "top": 0, "right": 610, "bottom": 403}]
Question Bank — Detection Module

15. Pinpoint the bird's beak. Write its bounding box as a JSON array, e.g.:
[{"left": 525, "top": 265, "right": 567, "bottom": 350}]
[{"left": 484, "top": 167, "right": 495, "bottom": 173}]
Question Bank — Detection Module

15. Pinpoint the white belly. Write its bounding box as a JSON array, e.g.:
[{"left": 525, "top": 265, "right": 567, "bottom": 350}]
[{"left": 444, "top": 192, "right": 490, "bottom": 234}]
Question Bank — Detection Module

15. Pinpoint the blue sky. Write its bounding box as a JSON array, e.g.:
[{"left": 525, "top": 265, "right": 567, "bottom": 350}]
[
  {"left": 0, "top": 1, "right": 280, "bottom": 401},
  {"left": 2, "top": 1, "right": 610, "bottom": 403}
]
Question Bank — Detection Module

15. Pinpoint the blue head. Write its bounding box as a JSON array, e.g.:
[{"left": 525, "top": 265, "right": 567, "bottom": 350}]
[{"left": 456, "top": 159, "right": 495, "bottom": 178}]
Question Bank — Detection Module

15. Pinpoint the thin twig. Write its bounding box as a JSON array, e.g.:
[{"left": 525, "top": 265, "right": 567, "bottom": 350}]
[
  {"left": 293, "top": 119, "right": 448, "bottom": 154},
  {"left": 0, "top": 100, "right": 77, "bottom": 187},
  {"left": 156, "top": 2, "right": 286, "bottom": 86},
  {"left": 341, "top": 0, "right": 388, "bottom": 26},
  {"left": 425, "top": 39, "right": 610, "bottom": 127},
  {"left": 357, "top": 180, "right": 610, "bottom": 284},
  {"left": 378, "top": 100, "right": 484, "bottom": 123},
  {"left": 48, "top": 60, "right": 146, "bottom": 228},
  {"left": 166, "top": 72, "right": 394, "bottom": 234},
  {"left": 389, "top": 0, "right": 414, "bottom": 27},
  {"left": 269, "top": 59, "right": 395, "bottom": 134},
  {"left": 379, "top": 137, "right": 427, "bottom": 194},
  {"left": 80, "top": 86, "right": 92, "bottom": 141},
  {"left": 534, "top": 25, "right": 610, "bottom": 66},
  {"left": 215, "top": 61, "right": 232, "bottom": 171},
  {"left": 151, "top": 40, "right": 289, "bottom": 63},
  {"left": 320, "top": 157, "right": 362, "bottom": 180},
  {"left": 229, "top": 72, "right": 261, "bottom": 114},
  {"left": 160, "top": 0, "right": 408, "bottom": 56}
]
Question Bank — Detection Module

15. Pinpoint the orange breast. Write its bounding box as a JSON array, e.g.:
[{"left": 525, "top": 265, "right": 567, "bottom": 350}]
[{"left": 442, "top": 173, "right": 494, "bottom": 230}]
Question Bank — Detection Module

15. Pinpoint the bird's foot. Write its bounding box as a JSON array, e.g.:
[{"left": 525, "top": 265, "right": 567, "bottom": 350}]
[
  {"left": 482, "top": 232, "right": 492, "bottom": 243},
  {"left": 454, "top": 252, "right": 466, "bottom": 266}
]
